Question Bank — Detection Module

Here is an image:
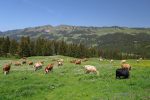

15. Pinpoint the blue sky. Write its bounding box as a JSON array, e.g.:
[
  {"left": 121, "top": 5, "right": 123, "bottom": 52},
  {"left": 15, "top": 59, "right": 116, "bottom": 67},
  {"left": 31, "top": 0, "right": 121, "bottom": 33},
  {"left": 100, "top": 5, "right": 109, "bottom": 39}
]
[{"left": 0, "top": 0, "right": 150, "bottom": 31}]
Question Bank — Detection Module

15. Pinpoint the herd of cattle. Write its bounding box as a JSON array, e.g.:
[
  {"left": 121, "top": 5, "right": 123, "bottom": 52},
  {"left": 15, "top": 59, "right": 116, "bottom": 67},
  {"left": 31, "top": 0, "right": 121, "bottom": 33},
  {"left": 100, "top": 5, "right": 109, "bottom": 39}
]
[{"left": 2, "top": 57, "right": 142, "bottom": 79}]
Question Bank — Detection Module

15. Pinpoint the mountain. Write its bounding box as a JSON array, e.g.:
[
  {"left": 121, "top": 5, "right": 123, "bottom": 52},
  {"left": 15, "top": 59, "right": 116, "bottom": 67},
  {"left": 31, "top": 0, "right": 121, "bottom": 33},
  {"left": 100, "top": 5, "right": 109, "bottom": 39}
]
[
  {"left": 1, "top": 25, "right": 150, "bottom": 43},
  {"left": 0, "top": 31, "right": 3, "bottom": 34},
  {"left": 1, "top": 25, "right": 150, "bottom": 57}
]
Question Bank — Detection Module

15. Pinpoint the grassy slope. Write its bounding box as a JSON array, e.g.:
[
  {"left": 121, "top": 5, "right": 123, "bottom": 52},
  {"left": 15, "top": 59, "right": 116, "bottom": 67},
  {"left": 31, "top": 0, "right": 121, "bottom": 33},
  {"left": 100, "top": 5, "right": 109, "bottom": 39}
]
[
  {"left": 2, "top": 26, "right": 150, "bottom": 38},
  {"left": 96, "top": 28, "right": 150, "bottom": 35},
  {"left": 0, "top": 56, "right": 150, "bottom": 100}
]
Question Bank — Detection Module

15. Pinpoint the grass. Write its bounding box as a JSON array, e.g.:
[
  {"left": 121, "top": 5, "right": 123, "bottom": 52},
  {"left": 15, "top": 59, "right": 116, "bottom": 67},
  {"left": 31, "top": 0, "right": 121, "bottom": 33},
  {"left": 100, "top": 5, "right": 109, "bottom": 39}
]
[{"left": 0, "top": 55, "right": 150, "bottom": 100}]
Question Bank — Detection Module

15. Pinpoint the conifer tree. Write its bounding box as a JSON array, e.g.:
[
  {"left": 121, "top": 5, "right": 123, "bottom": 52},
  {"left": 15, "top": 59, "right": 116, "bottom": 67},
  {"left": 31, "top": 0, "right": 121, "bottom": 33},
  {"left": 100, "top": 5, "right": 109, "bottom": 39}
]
[
  {"left": 30, "top": 41, "right": 36, "bottom": 56},
  {"left": 18, "top": 36, "right": 31, "bottom": 57},
  {"left": 9, "top": 39, "right": 18, "bottom": 55},
  {"left": 1, "top": 36, "right": 10, "bottom": 56},
  {"left": 58, "top": 40, "right": 67, "bottom": 55}
]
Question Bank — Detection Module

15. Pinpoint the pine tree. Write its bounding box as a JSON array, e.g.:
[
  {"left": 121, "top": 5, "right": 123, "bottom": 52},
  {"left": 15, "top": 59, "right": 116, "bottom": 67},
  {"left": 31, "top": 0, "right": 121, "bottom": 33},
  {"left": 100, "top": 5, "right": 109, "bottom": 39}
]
[
  {"left": 42, "top": 40, "right": 54, "bottom": 56},
  {"left": 1, "top": 37, "right": 10, "bottom": 56},
  {"left": 58, "top": 40, "right": 67, "bottom": 55},
  {"left": 30, "top": 41, "right": 36, "bottom": 56},
  {"left": 0, "top": 37, "right": 4, "bottom": 56},
  {"left": 9, "top": 39, "right": 18, "bottom": 55},
  {"left": 18, "top": 36, "right": 31, "bottom": 57},
  {"left": 35, "top": 37, "right": 44, "bottom": 56}
]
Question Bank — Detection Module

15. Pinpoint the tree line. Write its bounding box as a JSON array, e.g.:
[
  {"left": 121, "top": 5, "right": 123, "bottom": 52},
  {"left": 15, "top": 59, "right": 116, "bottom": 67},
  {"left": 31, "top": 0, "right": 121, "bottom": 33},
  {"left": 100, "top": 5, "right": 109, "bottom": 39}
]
[
  {"left": 0, "top": 36, "right": 146, "bottom": 59},
  {"left": 0, "top": 36, "right": 98, "bottom": 58}
]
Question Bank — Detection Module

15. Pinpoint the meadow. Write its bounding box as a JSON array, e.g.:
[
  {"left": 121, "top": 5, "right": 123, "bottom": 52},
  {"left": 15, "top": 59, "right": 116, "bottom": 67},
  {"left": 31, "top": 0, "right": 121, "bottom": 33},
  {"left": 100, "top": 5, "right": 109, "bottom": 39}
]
[{"left": 0, "top": 56, "right": 150, "bottom": 100}]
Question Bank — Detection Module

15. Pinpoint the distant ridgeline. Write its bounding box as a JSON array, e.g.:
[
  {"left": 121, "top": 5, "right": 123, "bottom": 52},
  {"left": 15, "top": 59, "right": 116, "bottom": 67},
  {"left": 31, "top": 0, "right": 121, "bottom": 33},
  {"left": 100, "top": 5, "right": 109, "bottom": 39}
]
[{"left": 0, "top": 25, "right": 150, "bottom": 59}]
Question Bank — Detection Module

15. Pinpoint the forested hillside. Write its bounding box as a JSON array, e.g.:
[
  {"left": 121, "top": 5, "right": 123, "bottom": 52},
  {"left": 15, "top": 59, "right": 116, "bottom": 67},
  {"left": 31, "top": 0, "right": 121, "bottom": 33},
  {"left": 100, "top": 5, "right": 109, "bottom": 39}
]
[{"left": 0, "top": 25, "right": 150, "bottom": 59}]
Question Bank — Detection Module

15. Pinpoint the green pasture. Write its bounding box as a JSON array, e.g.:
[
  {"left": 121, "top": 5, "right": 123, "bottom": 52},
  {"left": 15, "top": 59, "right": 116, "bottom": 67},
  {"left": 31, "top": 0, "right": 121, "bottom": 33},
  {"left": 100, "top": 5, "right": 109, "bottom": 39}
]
[{"left": 0, "top": 56, "right": 150, "bottom": 100}]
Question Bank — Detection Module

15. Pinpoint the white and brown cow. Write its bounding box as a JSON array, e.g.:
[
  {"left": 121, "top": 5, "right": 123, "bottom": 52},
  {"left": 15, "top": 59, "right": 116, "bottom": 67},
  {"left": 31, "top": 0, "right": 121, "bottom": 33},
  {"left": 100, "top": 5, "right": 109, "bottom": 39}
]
[
  {"left": 34, "top": 62, "right": 42, "bottom": 71},
  {"left": 14, "top": 61, "right": 21, "bottom": 66},
  {"left": 75, "top": 59, "right": 81, "bottom": 65},
  {"left": 45, "top": 63, "right": 54, "bottom": 74},
  {"left": 3, "top": 63, "right": 11, "bottom": 75},
  {"left": 121, "top": 63, "right": 131, "bottom": 71},
  {"left": 84, "top": 65, "right": 99, "bottom": 75}
]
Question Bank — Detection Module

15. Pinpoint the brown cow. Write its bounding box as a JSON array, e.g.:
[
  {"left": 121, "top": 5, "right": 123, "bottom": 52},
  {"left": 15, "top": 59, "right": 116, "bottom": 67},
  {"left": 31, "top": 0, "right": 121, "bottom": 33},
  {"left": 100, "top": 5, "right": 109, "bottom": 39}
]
[
  {"left": 45, "top": 63, "right": 54, "bottom": 74},
  {"left": 28, "top": 61, "right": 33, "bottom": 65},
  {"left": 3, "top": 63, "right": 11, "bottom": 75},
  {"left": 14, "top": 62, "right": 21, "bottom": 66},
  {"left": 121, "top": 63, "right": 131, "bottom": 70},
  {"left": 75, "top": 59, "right": 81, "bottom": 65}
]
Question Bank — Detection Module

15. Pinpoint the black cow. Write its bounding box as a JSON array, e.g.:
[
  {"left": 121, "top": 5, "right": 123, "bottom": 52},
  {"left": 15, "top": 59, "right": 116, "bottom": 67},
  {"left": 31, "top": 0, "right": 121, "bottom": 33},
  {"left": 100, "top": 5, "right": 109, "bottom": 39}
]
[{"left": 116, "top": 68, "right": 129, "bottom": 79}]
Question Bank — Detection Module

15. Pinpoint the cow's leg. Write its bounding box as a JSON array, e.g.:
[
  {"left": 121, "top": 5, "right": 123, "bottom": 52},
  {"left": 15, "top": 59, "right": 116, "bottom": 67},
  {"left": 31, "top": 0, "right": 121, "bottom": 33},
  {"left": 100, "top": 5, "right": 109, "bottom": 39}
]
[
  {"left": 85, "top": 70, "right": 90, "bottom": 74},
  {"left": 118, "top": 75, "right": 121, "bottom": 79},
  {"left": 125, "top": 75, "right": 129, "bottom": 79},
  {"left": 116, "top": 73, "right": 119, "bottom": 79},
  {"left": 45, "top": 69, "right": 49, "bottom": 74},
  {"left": 4, "top": 71, "right": 7, "bottom": 75},
  {"left": 40, "top": 66, "right": 42, "bottom": 70},
  {"left": 116, "top": 74, "right": 118, "bottom": 79},
  {"left": 45, "top": 71, "right": 47, "bottom": 74},
  {"left": 34, "top": 67, "right": 37, "bottom": 71},
  {"left": 116, "top": 70, "right": 119, "bottom": 79}
]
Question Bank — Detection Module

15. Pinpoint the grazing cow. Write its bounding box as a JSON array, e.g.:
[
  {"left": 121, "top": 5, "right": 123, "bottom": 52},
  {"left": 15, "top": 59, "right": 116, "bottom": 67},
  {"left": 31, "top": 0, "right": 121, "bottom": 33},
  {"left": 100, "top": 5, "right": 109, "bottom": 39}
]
[
  {"left": 22, "top": 60, "right": 26, "bottom": 64},
  {"left": 3, "top": 63, "right": 11, "bottom": 75},
  {"left": 57, "top": 59, "right": 64, "bottom": 66},
  {"left": 99, "top": 58, "right": 103, "bottom": 61},
  {"left": 136, "top": 60, "right": 139, "bottom": 63},
  {"left": 28, "top": 61, "right": 33, "bottom": 65},
  {"left": 116, "top": 68, "right": 129, "bottom": 79},
  {"left": 45, "top": 64, "right": 54, "bottom": 74},
  {"left": 121, "top": 63, "right": 131, "bottom": 70},
  {"left": 58, "top": 61, "right": 63, "bottom": 66},
  {"left": 84, "top": 65, "right": 99, "bottom": 75},
  {"left": 14, "top": 62, "right": 21, "bottom": 66},
  {"left": 34, "top": 62, "right": 42, "bottom": 71},
  {"left": 110, "top": 59, "right": 114, "bottom": 63},
  {"left": 75, "top": 60, "right": 81, "bottom": 65},
  {"left": 70, "top": 59, "right": 76, "bottom": 63}
]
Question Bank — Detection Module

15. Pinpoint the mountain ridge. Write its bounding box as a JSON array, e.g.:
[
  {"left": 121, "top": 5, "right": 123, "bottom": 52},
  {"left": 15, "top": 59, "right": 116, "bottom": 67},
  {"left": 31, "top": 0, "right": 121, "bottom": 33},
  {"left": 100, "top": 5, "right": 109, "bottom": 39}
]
[
  {"left": 1, "top": 24, "right": 150, "bottom": 32},
  {"left": 0, "top": 24, "right": 150, "bottom": 57}
]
